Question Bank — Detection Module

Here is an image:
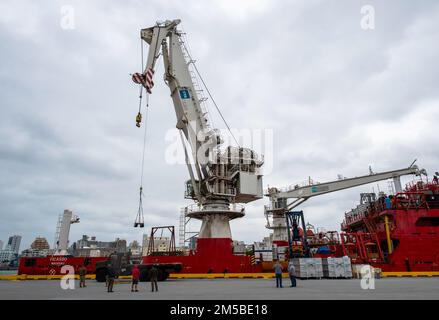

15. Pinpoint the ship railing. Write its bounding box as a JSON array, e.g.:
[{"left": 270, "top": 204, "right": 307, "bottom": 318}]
[
  {"left": 392, "top": 192, "right": 429, "bottom": 210},
  {"left": 264, "top": 202, "right": 287, "bottom": 212},
  {"left": 344, "top": 191, "right": 434, "bottom": 230},
  {"left": 185, "top": 203, "right": 245, "bottom": 214},
  {"left": 405, "top": 180, "right": 426, "bottom": 192},
  {"left": 343, "top": 210, "right": 367, "bottom": 226},
  {"left": 368, "top": 201, "right": 386, "bottom": 215}
]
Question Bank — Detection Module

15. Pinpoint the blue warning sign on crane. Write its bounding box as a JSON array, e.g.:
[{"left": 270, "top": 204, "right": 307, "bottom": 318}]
[{"left": 179, "top": 89, "right": 190, "bottom": 99}]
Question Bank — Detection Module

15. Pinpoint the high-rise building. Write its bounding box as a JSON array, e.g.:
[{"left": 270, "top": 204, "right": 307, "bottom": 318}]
[
  {"left": 0, "top": 240, "right": 3, "bottom": 251},
  {"left": 7, "top": 235, "right": 22, "bottom": 253},
  {"left": 30, "top": 237, "right": 50, "bottom": 250}
]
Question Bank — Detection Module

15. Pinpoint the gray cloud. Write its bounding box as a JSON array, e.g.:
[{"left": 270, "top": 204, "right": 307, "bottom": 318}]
[{"left": 0, "top": 0, "right": 438, "bottom": 250}]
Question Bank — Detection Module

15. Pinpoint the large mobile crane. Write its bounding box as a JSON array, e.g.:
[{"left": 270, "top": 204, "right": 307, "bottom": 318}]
[
  {"left": 133, "top": 20, "right": 264, "bottom": 273},
  {"left": 138, "top": 19, "right": 263, "bottom": 239}
]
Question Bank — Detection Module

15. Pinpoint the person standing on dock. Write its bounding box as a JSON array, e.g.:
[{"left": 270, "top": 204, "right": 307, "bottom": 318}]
[
  {"left": 79, "top": 264, "right": 87, "bottom": 288},
  {"left": 288, "top": 260, "right": 296, "bottom": 287},
  {"left": 131, "top": 264, "right": 140, "bottom": 292},
  {"left": 107, "top": 264, "right": 116, "bottom": 293},
  {"left": 149, "top": 265, "right": 159, "bottom": 292},
  {"left": 273, "top": 260, "right": 283, "bottom": 288}
]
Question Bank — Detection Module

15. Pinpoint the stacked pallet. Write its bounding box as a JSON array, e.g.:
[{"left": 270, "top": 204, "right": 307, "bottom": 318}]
[
  {"left": 292, "top": 258, "right": 323, "bottom": 279},
  {"left": 254, "top": 242, "right": 273, "bottom": 262},
  {"left": 322, "top": 256, "right": 352, "bottom": 279}
]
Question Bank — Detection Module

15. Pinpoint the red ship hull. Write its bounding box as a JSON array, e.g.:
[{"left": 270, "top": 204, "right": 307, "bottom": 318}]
[
  {"left": 341, "top": 182, "right": 439, "bottom": 272},
  {"left": 18, "top": 239, "right": 261, "bottom": 276},
  {"left": 18, "top": 256, "right": 108, "bottom": 275}
]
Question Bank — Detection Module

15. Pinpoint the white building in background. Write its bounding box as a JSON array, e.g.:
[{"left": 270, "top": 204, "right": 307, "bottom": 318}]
[
  {"left": 0, "top": 240, "right": 3, "bottom": 251},
  {"left": 0, "top": 247, "right": 17, "bottom": 263},
  {"left": 142, "top": 234, "right": 170, "bottom": 256},
  {"left": 71, "top": 235, "right": 127, "bottom": 257},
  {"left": 232, "top": 240, "right": 246, "bottom": 255},
  {"left": 262, "top": 234, "right": 273, "bottom": 247},
  {"left": 128, "top": 240, "right": 142, "bottom": 257},
  {"left": 89, "top": 250, "right": 102, "bottom": 257},
  {"left": 20, "top": 248, "right": 50, "bottom": 258},
  {"left": 7, "top": 235, "right": 22, "bottom": 253}
]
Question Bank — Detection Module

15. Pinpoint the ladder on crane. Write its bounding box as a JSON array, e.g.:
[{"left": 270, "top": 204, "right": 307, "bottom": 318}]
[
  {"left": 53, "top": 214, "right": 62, "bottom": 251},
  {"left": 178, "top": 207, "right": 199, "bottom": 248}
]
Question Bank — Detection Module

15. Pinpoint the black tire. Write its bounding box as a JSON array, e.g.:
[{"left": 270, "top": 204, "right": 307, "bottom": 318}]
[
  {"left": 157, "top": 270, "right": 167, "bottom": 281},
  {"left": 95, "top": 268, "right": 107, "bottom": 282},
  {"left": 160, "top": 272, "right": 170, "bottom": 281},
  {"left": 140, "top": 269, "right": 150, "bottom": 282}
]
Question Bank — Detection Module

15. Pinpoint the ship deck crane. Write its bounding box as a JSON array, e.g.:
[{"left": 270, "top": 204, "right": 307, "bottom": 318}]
[
  {"left": 136, "top": 19, "right": 264, "bottom": 240},
  {"left": 53, "top": 209, "right": 80, "bottom": 256},
  {"left": 265, "top": 164, "right": 422, "bottom": 244}
]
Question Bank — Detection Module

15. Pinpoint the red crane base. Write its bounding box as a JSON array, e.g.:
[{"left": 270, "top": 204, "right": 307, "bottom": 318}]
[{"left": 143, "top": 238, "right": 262, "bottom": 273}]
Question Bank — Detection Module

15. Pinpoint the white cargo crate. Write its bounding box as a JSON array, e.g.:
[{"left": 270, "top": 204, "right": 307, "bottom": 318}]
[
  {"left": 292, "top": 258, "right": 323, "bottom": 279},
  {"left": 322, "top": 256, "right": 352, "bottom": 279}
]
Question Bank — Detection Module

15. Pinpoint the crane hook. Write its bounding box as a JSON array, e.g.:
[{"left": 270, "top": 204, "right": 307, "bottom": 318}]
[
  {"left": 134, "top": 186, "right": 145, "bottom": 228},
  {"left": 136, "top": 112, "right": 142, "bottom": 128}
]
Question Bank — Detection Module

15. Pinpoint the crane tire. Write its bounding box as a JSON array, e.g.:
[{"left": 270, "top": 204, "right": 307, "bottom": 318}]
[{"left": 95, "top": 268, "right": 107, "bottom": 282}]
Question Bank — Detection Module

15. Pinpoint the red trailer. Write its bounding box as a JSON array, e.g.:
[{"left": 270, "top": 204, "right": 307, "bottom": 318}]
[{"left": 18, "top": 256, "right": 108, "bottom": 276}]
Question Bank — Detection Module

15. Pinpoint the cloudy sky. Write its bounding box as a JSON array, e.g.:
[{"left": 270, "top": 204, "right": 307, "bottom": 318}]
[{"left": 0, "top": 0, "right": 438, "bottom": 251}]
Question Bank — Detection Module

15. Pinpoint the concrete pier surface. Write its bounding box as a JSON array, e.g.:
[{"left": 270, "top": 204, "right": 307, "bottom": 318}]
[{"left": 1, "top": 278, "right": 438, "bottom": 300}]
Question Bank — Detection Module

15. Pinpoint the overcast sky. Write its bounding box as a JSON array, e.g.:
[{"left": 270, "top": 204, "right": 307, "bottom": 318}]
[{"left": 0, "top": 0, "right": 438, "bottom": 251}]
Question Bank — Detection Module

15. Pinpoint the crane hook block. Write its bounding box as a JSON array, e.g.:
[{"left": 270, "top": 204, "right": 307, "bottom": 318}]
[
  {"left": 136, "top": 112, "right": 142, "bottom": 128},
  {"left": 134, "top": 222, "right": 145, "bottom": 228}
]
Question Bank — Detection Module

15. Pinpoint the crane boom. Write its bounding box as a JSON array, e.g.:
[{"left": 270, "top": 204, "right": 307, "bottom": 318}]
[
  {"left": 270, "top": 166, "right": 420, "bottom": 204},
  {"left": 54, "top": 209, "right": 80, "bottom": 256},
  {"left": 265, "top": 164, "right": 422, "bottom": 244},
  {"left": 138, "top": 20, "right": 264, "bottom": 239}
]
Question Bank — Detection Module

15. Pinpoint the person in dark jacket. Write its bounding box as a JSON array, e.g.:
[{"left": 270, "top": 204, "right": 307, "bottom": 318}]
[
  {"left": 78, "top": 264, "right": 87, "bottom": 288},
  {"left": 149, "top": 265, "right": 159, "bottom": 292},
  {"left": 107, "top": 264, "right": 116, "bottom": 293}
]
